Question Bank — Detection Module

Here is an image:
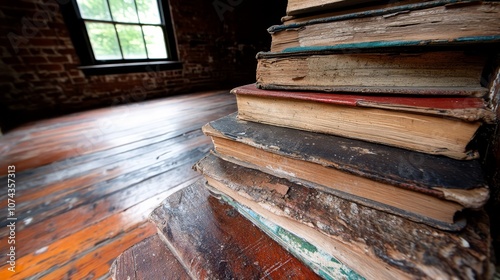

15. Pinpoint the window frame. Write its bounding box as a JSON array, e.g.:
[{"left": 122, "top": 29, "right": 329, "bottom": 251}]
[{"left": 60, "top": 0, "right": 181, "bottom": 75}]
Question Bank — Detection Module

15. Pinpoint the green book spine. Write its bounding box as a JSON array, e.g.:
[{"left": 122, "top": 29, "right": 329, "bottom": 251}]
[{"left": 212, "top": 187, "right": 364, "bottom": 280}]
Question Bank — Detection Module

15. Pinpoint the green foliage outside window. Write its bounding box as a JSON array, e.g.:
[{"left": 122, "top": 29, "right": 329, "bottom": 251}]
[{"left": 76, "top": 0, "right": 168, "bottom": 61}]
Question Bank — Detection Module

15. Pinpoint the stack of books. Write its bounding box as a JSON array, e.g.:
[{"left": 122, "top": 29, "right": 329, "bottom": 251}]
[{"left": 194, "top": 0, "right": 499, "bottom": 278}]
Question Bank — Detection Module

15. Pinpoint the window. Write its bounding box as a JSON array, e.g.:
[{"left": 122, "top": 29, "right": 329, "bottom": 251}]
[{"left": 60, "top": 0, "right": 180, "bottom": 75}]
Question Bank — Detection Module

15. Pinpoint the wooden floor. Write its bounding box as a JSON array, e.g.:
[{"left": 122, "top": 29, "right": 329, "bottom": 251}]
[{"left": 0, "top": 89, "right": 237, "bottom": 279}]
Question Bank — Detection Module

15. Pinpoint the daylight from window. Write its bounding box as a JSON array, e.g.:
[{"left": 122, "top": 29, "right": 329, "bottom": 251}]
[{"left": 76, "top": 0, "right": 168, "bottom": 60}]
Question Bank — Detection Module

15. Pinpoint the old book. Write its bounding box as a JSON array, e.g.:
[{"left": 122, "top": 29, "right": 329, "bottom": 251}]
[
  {"left": 149, "top": 180, "right": 321, "bottom": 279},
  {"left": 233, "top": 84, "right": 494, "bottom": 160},
  {"left": 281, "top": 0, "right": 427, "bottom": 23},
  {"left": 271, "top": 1, "right": 500, "bottom": 52},
  {"left": 194, "top": 153, "right": 494, "bottom": 280},
  {"left": 202, "top": 114, "right": 490, "bottom": 230},
  {"left": 205, "top": 183, "right": 364, "bottom": 280},
  {"left": 286, "top": 0, "right": 376, "bottom": 16},
  {"left": 256, "top": 47, "right": 490, "bottom": 96}
]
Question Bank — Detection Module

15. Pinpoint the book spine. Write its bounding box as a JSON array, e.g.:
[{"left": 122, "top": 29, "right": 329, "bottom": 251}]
[
  {"left": 195, "top": 153, "right": 493, "bottom": 279},
  {"left": 206, "top": 183, "right": 363, "bottom": 280}
]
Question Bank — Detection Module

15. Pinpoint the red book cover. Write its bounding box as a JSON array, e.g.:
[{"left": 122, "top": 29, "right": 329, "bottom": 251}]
[{"left": 232, "top": 84, "right": 494, "bottom": 123}]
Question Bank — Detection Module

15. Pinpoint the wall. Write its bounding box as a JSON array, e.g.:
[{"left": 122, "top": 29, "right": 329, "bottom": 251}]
[
  {"left": 484, "top": 64, "right": 500, "bottom": 266},
  {"left": 0, "top": 0, "right": 286, "bottom": 130}
]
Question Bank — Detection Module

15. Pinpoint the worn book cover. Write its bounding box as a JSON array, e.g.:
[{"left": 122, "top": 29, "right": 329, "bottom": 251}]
[
  {"left": 202, "top": 113, "right": 489, "bottom": 229},
  {"left": 286, "top": 0, "right": 376, "bottom": 16},
  {"left": 195, "top": 153, "right": 494, "bottom": 280},
  {"left": 205, "top": 182, "right": 364, "bottom": 280},
  {"left": 272, "top": 0, "right": 500, "bottom": 52},
  {"left": 233, "top": 84, "right": 494, "bottom": 159},
  {"left": 149, "top": 179, "right": 321, "bottom": 279},
  {"left": 256, "top": 45, "right": 492, "bottom": 96},
  {"left": 233, "top": 84, "right": 494, "bottom": 121}
]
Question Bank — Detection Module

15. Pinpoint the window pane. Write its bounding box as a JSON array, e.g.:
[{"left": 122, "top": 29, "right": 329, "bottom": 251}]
[
  {"left": 116, "top": 24, "right": 147, "bottom": 59},
  {"left": 86, "top": 22, "right": 122, "bottom": 60},
  {"left": 76, "top": 0, "right": 111, "bottom": 20},
  {"left": 109, "top": 0, "right": 139, "bottom": 23},
  {"left": 143, "top": 26, "right": 168, "bottom": 59},
  {"left": 136, "top": 0, "right": 161, "bottom": 24}
]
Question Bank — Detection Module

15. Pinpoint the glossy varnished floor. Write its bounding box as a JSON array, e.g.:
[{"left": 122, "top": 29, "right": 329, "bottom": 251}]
[{"left": 0, "top": 89, "right": 237, "bottom": 279}]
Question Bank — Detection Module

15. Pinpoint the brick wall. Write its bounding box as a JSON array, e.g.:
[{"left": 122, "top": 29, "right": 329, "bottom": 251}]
[{"left": 0, "top": 0, "right": 286, "bottom": 130}]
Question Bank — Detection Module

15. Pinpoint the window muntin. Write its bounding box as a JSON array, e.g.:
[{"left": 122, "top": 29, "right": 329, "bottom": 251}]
[{"left": 75, "top": 0, "right": 169, "bottom": 61}]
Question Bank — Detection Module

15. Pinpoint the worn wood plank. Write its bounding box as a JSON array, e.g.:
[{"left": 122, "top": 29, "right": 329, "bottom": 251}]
[
  {"left": 150, "top": 180, "right": 322, "bottom": 280},
  {"left": 0, "top": 127, "right": 210, "bottom": 195},
  {"left": 0, "top": 91, "right": 236, "bottom": 175},
  {"left": 1, "top": 90, "right": 230, "bottom": 141},
  {"left": 0, "top": 142, "right": 209, "bottom": 234},
  {"left": 10, "top": 104, "right": 226, "bottom": 152},
  {"left": 0, "top": 167, "right": 201, "bottom": 259},
  {"left": 0, "top": 108, "right": 232, "bottom": 175},
  {"left": 110, "top": 234, "right": 190, "bottom": 280},
  {"left": 0, "top": 217, "right": 156, "bottom": 279},
  {"left": 11, "top": 93, "right": 232, "bottom": 144},
  {"left": 0, "top": 134, "right": 210, "bottom": 225},
  {"left": 38, "top": 224, "right": 160, "bottom": 280},
  {"left": 0, "top": 89, "right": 236, "bottom": 279}
]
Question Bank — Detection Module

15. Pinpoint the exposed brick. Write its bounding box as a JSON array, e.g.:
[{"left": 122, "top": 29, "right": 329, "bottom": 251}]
[
  {"left": 46, "top": 55, "right": 69, "bottom": 63},
  {"left": 34, "top": 87, "right": 59, "bottom": 94},
  {"left": 38, "top": 71, "right": 64, "bottom": 79},
  {"left": 11, "top": 65, "right": 32, "bottom": 73},
  {"left": 22, "top": 56, "right": 47, "bottom": 64},
  {"left": 28, "top": 38, "right": 61, "bottom": 47},
  {"left": 68, "top": 69, "right": 84, "bottom": 78},
  {"left": 36, "top": 64, "right": 63, "bottom": 72},
  {"left": 8, "top": 47, "right": 31, "bottom": 56},
  {"left": 70, "top": 77, "right": 86, "bottom": 84},
  {"left": 40, "top": 48, "right": 55, "bottom": 55},
  {"left": 1, "top": 56, "right": 23, "bottom": 65},
  {"left": 13, "top": 81, "right": 34, "bottom": 90},
  {"left": 56, "top": 48, "right": 76, "bottom": 55},
  {"left": 1, "top": 0, "right": 285, "bottom": 128},
  {"left": 19, "top": 73, "right": 38, "bottom": 80}
]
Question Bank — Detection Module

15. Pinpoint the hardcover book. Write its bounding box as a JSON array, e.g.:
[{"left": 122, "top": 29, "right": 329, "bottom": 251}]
[
  {"left": 286, "top": 0, "right": 376, "bottom": 16},
  {"left": 232, "top": 84, "right": 494, "bottom": 159},
  {"left": 195, "top": 153, "right": 494, "bottom": 280},
  {"left": 271, "top": 0, "right": 500, "bottom": 52},
  {"left": 256, "top": 46, "right": 490, "bottom": 96},
  {"left": 206, "top": 182, "right": 365, "bottom": 280},
  {"left": 282, "top": 0, "right": 434, "bottom": 23},
  {"left": 202, "top": 113, "right": 490, "bottom": 230},
  {"left": 149, "top": 179, "right": 322, "bottom": 279}
]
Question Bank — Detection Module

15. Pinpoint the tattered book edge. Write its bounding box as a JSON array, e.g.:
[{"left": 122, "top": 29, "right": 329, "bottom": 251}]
[
  {"left": 203, "top": 181, "right": 365, "bottom": 280},
  {"left": 198, "top": 151, "right": 467, "bottom": 231},
  {"left": 255, "top": 83, "right": 487, "bottom": 98},
  {"left": 277, "top": 0, "right": 477, "bottom": 29},
  {"left": 231, "top": 84, "right": 495, "bottom": 123},
  {"left": 201, "top": 116, "right": 488, "bottom": 204}
]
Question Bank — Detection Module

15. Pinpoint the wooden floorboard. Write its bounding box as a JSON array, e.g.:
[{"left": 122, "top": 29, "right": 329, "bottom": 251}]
[
  {"left": 0, "top": 92, "right": 234, "bottom": 175},
  {"left": 0, "top": 136, "right": 210, "bottom": 230},
  {"left": 110, "top": 234, "right": 190, "bottom": 280},
  {"left": 0, "top": 89, "right": 237, "bottom": 279}
]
